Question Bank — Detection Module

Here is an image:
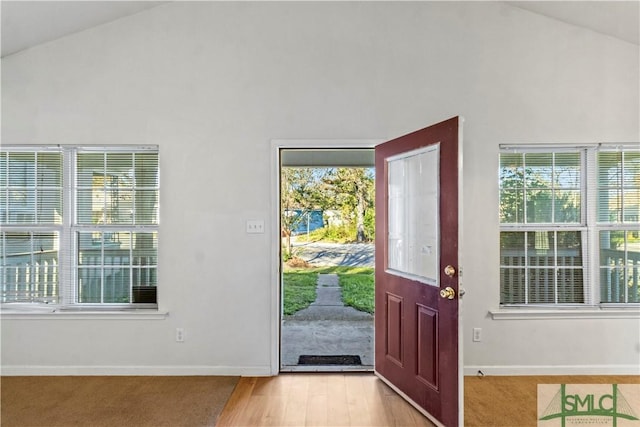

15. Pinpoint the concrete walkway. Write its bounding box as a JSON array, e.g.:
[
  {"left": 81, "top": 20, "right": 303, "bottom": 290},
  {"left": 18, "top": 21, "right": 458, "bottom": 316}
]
[{"left": 281, "top": 273, "right": 374, "bottom": 370}]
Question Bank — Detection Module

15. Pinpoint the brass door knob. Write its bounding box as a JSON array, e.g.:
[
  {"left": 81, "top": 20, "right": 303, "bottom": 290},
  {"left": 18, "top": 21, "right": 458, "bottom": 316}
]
[{"left": 440, "top": 287, "right": 456, "bottom": 300}]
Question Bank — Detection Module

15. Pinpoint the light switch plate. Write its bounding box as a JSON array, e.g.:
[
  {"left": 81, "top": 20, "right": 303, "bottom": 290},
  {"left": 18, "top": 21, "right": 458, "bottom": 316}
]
[{"left": 246, "top": 220, "right": 265, "bottom": 234}]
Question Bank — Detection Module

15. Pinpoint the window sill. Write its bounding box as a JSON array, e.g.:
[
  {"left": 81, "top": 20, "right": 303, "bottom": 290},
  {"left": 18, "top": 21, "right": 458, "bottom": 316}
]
[
  {"left": 0, "top": 306, "right": 168, "bottom": 320},
  {"left": 490, "top": 307, "right": 640, "bottom": 320}
]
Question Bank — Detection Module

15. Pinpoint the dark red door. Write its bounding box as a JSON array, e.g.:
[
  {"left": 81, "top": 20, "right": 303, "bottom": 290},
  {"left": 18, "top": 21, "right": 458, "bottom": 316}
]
[{"left": 375, "top": 117, "right": 461, "bottom": 427}]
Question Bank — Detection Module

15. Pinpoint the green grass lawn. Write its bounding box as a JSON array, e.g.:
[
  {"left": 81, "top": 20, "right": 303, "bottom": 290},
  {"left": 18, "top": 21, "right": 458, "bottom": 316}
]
[
  {"left": 283, "top": 266, "right": 374, "bottom": 315},
  {"left": 336, "top": 268, "right": 374, "bottom": 314},
  {"left": 282, "top": 270, "right": 318, "bottom": 315}
]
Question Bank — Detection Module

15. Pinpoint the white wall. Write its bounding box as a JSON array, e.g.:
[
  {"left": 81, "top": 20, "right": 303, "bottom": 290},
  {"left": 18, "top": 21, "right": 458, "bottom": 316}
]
[{"left": 2, "top": 1, "right": 638, "bottom": 376}]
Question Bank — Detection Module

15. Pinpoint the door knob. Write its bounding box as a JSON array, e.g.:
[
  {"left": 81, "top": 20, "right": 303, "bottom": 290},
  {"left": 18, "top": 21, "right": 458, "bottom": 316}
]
[{"left": 440, "top": 287, "right": 456, "bottom": 300}]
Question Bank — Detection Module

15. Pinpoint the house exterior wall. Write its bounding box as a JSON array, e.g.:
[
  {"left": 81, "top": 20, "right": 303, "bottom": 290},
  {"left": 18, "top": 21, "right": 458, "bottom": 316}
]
[{"left": 2, "top": 1, "right": 638, "bottom": 375}]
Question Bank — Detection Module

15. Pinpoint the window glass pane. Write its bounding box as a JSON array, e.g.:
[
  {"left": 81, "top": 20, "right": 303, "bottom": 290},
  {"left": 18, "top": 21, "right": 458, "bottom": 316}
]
[
  {"left": 76, "top": 189, "right": 95, "bottom": 225},
  {"left": 3, "top": 233, "right": 31, "bottom": 301},
  {"left": 500, "top": 152, "right": 582, "bottom": 225},
  {"left": 38, "top": 189, "right": 63, "bottom": 224},
  {"left": 0, "top": 189, "right": 5, "bottom": 223},
  {"left": 77, "top": 153, "right": 104, "bottom": 188},
  {"left": 554, "top": 190, "right": 580, "bottom": 223},
  {"left": 500, "top": 189, "right": 524, "bottom": 223},
  {"left": 599, "top": 230, "right": 625, "bottom": 265},
  {"left": 598, "top": 189, "right": 621, "bottom": 222},
  {"left": 554, "top": 153, "right": 581, "bottom": 188},
  {"left": 36, "top": 153, "right": 63, "bottom": 224},
  {"left": 500, "top": 232, "right": 525, "bottom": 266},
  {"left": 499, "top": 154, "right": 524, "bottom": 188},
  {"left": 528, "top": 268, "right": 555, "bottom": 303},
  {"left": 499, "top": 154, "right": 524, "bottom": 224},
  {"left": 135, "top": 153, "right": 159, "bottom": 187},
  {"left": 600, "top": 267, "right": 626, "bottom": 303},
  {"left": 557, "top": 231, "right": 582, "bottom": 266},
  {"left": 600, "top": 230, "right": 640, "bottom": 303},
  {"left": 526, "top": 190, "right": 553, "bottom": 223},
  {"left": 103, "top": 267, "right": 130, "bottom": 303},
  {"left": 37, "top": 153, "right": 62, "bottom": 187},
  {"left": 109, "top": 189, "right": 133, "bottom": 225},
  {"left": 623, "top": 151, "right": 640, "bottom": 187},
  {"left": 597, "top": 151, "right": 639, "bottom": 224},
  {"left": 500, "top": 230, "right": 584, "bottom": 305},
  {"left": 628, "top": 230, "right": 640, "bottom": 303},
  {"left": 0, "top": 152, "right": 6, "bottom": 187},
  {"left": 524, "top": 153, "right": 552, "bottom": 189},
  {"left": 7, "top": 188, "right": 35, "bottom": 224},
  {"left": 1, "top": 151, "right": 62, "bottom": 226},
  {"left": 528, "top": 231, "right": 554, "bottom": 265},
  {"left": 106, "top": 153, "right": 134, "bottom": 189},
  {"left": 78, "top": 231, "right": 101, "bottom": 266},
  {"left": 76, "top": 229, "right": 156, "bottom": 304},
  {"left": 387, "top": 147, "right": 439, "bottom": 285},
  {"left": 134, "top": 190, "right": 159, "bottom": 224},
  {"left": 623, "top": 189, "right": 639, "bottom": 222},
  {"left": 500, "top": 231, "right": 527, "bottom": 304},
  {"left": 500, "top": 268, "right": 525, "bottom": 304},
  {"left": 8, "top": 152, "right": 35, "bottom": 187},
  {"left": 558, "top": 269, "right": 584, "bottom": 303},
  {"left": 1, "top": 232, "right": 58, "bottom": 302},
  {"left": 78, "top": 267, "right": 101, "bottom": 303},
  {"left": 132, "top": 232, "right": 158, "bottom": 267},
  {"left": 598, "top": 152, "right": 622, "bottom": 188}
]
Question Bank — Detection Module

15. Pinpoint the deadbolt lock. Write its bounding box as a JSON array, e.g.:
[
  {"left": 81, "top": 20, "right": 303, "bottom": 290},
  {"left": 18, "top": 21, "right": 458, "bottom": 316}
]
[{"left": 444, "top": 265, "right": 456, "bottom": 277}]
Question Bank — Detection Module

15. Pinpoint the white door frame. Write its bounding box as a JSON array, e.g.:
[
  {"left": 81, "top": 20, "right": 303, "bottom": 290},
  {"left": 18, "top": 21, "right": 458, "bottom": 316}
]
[{"left": 269, "top": 139, "right": 381, "bottom": 375}]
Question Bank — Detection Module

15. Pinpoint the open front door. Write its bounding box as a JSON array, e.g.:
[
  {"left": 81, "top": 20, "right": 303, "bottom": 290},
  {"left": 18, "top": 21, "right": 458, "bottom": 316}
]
[{"left": 375, "top": 116, "right": 461, "bottom": 427}]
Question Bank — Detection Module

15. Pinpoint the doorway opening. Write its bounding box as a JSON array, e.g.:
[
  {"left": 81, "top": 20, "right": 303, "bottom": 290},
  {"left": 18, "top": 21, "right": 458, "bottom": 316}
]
[{"left": 279, "top": 148, "right": 375, "bottom": 372}]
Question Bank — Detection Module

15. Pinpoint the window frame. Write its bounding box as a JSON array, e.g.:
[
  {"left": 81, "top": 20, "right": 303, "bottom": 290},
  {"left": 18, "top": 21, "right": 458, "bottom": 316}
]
[
  {"left": 499, "top": 144, "right": 640, "bottom": 310},
  {"left": 1, "top": 145, "right": 159, "bottom": 310}
]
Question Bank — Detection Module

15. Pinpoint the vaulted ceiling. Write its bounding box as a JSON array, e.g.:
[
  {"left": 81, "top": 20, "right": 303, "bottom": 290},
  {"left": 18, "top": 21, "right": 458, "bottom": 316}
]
[{"left": 1, "top": 1, "right": 638, "bottom": 58}]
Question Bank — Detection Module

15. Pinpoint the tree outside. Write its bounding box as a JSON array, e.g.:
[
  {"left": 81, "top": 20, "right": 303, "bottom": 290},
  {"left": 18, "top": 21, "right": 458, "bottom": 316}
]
[
  {"left": 280, "top": 166, "right": 374, "bottom": 259},
  {"left": 281, "top": 166, "right": 375, "bottom": 315}
]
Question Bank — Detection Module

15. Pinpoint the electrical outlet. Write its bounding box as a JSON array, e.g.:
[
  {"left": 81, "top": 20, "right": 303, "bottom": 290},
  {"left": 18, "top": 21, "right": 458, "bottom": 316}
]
[
  {"left": 473, "top": 327, "right": 482, "bottom": 342},
  {"left": 246, "top": 220, "right": 265, "bottom": 234},
  {"left": 176, "top": 328, "right": 185, "bottom": 342}
]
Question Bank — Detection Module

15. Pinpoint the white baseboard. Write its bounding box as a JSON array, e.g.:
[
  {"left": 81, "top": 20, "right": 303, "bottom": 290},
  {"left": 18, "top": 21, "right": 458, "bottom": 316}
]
[
  {"left": 464, "top": 365, "right": 640, "bottom": 376},
  {"left": 0, "top": 365, "right": 272, "bottom": 376},
  {"left": 5, "top": 364, "right": 637, "bottom": 377}
]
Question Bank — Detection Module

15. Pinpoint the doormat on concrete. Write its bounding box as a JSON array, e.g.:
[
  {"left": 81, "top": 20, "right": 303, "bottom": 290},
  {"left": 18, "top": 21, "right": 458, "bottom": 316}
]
[{"left": 298, "top": 355, "right": 362, "bottom": 365}]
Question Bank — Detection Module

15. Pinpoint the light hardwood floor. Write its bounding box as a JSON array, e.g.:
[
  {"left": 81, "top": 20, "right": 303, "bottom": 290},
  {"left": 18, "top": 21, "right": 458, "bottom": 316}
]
[
  {"left": 217, "top": 373, "right": 640, "bottom": 427},
  {"left": 217, "top": 374, "right": 435, "bottom": 427}
]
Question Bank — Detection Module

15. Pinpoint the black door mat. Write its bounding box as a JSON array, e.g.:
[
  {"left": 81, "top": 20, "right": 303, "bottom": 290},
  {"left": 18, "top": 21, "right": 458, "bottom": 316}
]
[{"left": 298, "top": 355, "right": 362, "bottom": 365}]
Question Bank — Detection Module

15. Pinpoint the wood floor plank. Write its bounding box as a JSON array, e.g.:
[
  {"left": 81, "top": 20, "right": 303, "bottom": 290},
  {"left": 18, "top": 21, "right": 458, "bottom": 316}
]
[
  {"left": 326, "top": 375, "right": 350, "bottom": 426},
  {"left": 217, "top": 377, "right": 257, "bottom": 427},
  {"left": 344, "top": 375, "right": 376, "bottom": 426},
  {"left": 358, "top": 376, "right": 394, "bottom": 426},
  {"left": 282, "top": 376, "right": 309, "bottom": 426},
  {"left": 305, "top": 393, "right": 329, "bottom": 426}
]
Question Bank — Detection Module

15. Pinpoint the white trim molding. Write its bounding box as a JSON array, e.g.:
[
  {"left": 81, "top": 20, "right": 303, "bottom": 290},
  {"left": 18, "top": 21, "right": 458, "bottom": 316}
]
[
  {"left": 0, "top": 310, "right": 169, "bottom": 320},
  {"left": 464, "top": 365, "right": 640, "bottom": 376},
  {"left": 489, "top": 308, "right": 640, "bottom": 320},
  {"left": 269, "top": 139, "right": 380, "bottom": 375},
  {"left": 1, "top": 365, "right": 272, "bottom": 376}
]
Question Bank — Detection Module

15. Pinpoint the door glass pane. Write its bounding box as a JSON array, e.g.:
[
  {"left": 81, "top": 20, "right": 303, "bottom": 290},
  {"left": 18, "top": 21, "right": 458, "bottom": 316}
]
[{"left": 387, "top": 145, "right": 439, "bottom": 285}]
